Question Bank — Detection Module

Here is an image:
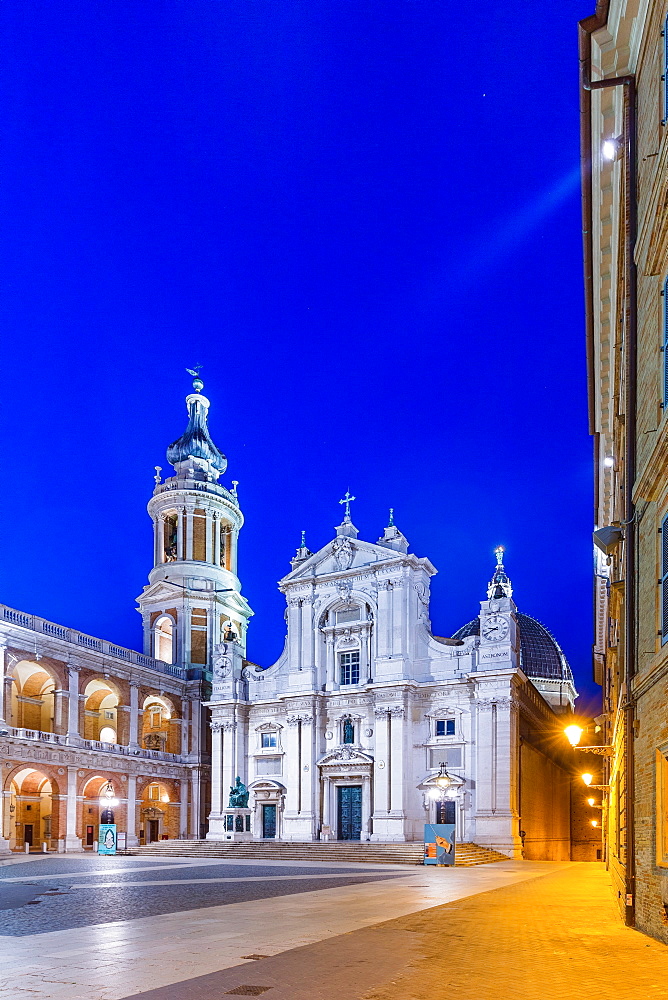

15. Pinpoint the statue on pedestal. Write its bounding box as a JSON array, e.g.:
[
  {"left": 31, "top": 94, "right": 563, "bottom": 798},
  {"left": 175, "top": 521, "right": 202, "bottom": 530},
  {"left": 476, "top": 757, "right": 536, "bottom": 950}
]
[{"left": 228, "top": 776, "right": 249, "bottom": 808}]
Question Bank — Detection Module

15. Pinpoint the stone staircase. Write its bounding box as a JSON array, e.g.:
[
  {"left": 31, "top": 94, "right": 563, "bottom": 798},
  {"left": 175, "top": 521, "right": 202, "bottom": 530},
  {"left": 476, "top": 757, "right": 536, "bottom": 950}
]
[{"left": 121, "top": 839, "right": 509, "bottom": 866}]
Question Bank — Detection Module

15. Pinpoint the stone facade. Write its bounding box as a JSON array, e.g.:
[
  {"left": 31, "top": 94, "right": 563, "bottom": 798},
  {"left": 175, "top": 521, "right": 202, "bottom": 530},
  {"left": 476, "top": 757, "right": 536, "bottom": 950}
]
[
  {"left": 207, "top": 516, "right": 579, "bottom": 857},
  {"left": 581, "top": 0, "right": 668, "bottom": 939}
]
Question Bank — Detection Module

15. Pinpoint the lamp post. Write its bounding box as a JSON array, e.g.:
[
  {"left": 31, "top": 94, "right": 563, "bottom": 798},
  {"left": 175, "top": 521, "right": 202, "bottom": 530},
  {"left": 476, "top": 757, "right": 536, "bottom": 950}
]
[{"left": 100, "top": 780, "right": 118, "bottom": 824}]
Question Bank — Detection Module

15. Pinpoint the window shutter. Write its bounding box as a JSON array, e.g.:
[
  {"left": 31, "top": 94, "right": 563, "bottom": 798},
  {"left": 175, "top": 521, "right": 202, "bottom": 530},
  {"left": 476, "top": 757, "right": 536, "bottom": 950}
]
[{"left": 662, "top": 513, "right": 668, "bottom": 643}]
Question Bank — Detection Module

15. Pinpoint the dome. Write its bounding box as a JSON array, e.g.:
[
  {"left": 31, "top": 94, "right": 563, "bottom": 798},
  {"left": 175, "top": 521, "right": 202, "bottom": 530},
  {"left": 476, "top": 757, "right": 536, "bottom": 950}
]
[{"left": 451, "top": 612, "right": 573, "bottom": 682}]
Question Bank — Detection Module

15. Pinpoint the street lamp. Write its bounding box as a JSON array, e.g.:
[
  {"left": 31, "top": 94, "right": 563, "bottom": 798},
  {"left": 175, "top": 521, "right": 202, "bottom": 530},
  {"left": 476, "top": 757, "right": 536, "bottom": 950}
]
[
  {"left": 565, "top": 725, "right": 584, "bottom": 747},
  {"left": 100, "top": 780, "right": 118, "bottom": 824}
]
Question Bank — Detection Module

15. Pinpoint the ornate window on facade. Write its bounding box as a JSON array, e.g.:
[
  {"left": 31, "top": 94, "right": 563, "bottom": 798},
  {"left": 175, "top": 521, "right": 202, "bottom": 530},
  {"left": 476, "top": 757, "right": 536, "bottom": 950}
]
[
  {"left": 436, "top": 719, "right": 455, "bottom": 737},
  {"left": 261, "top": 732, "right": 277, "bottom": 748},
  {"left": 339, "top": 651, "right": 360, "bottom": 685},
  {"left": 193, "top": 508, "right": 207, "bottom": 561},
  {"left": 256, "top": 756, "right": 282, "bottom": 776},
  {"left": 336, "top": 607, "right": 361, "bottom": 624},
  {"left": 342, "top": 717, "right": 355, "bottom": 744}
]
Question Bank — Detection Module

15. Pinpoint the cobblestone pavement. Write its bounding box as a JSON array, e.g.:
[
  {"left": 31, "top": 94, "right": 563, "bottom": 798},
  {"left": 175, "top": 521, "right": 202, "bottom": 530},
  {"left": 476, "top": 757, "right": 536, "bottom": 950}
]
[
  {"left": 0, "top": 854, "right": 565, "bottom": 999},
  {"left": 117, "top": 863, "right": 668, "bottom": 1000}
]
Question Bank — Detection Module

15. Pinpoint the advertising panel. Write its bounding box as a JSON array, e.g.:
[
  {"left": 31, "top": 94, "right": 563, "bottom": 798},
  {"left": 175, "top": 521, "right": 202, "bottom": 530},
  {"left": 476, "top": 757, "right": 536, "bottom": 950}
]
[
  {"left": 424, "top": 823, "right": 456, "bottom": 865},
  {"left": 98, "top": 823, "right": 117, "bottom": 855}
]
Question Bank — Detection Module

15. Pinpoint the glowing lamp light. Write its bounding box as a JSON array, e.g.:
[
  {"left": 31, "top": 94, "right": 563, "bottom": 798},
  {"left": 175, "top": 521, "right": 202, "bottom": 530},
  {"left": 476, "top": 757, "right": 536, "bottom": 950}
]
[
  {"left": 161, "top": 794, "right": 170, "bottom": 803},
  {"left": 591, "top": 820, "right": 599, "bottom": 828},
  {"left": 434, "top": 763, "right": 452, "bottom": 789},
  {"left": 602, "top": 138, "right": 618, "bottom": 161},
  {"left": 587, "top": 797, "right": 595, "bottom": 807},
  {"left": 603, "top": 456, "right": 614, "bottom": 468},
  {"left": 99, "top": 780, "right": 119, "bottom": 808},
  {"left": 565, "top": 725, "right": 584, "bottom": 747},
  {"left": 582, "top": 773, "right": 594, "bottom": 786}
]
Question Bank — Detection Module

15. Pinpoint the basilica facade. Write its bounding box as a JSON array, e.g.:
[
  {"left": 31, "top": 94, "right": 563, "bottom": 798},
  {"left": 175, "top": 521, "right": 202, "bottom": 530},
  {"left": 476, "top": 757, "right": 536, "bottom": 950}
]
[{"left": 0, "top": 378, "right": 585, "bottom": 859}]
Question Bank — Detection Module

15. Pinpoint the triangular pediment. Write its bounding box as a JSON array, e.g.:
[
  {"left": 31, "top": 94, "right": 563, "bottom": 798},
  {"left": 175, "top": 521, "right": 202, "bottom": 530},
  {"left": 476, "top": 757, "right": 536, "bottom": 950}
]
[
  {"left": 137, "top": 580, "right": 185, "bottom": 604},
  {"left": 282, "top": 537, "right": 408, "bottom": 583}
]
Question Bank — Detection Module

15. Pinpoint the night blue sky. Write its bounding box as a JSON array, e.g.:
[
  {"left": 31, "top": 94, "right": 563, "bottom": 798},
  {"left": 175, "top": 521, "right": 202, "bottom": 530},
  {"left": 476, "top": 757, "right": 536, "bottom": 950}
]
[{"left": 0, "top": 1, "right": 598, "bottom": 705}]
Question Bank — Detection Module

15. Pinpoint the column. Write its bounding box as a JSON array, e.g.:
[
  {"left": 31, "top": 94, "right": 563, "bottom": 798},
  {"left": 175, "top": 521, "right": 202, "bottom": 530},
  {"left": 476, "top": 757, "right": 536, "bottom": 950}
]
[
  {"left": 189, "top": 770, "right": 200, "bottom": 839},
  {"left": 206, "top": 721, "right": 225, "bottom": 839},
  {"left": 205, "top": 512, "right": 213, "bottom": 564},
  {"left": 325, "top": 634, "right": 335, "bottom": 689},
  {"left": 64, "top": 766, "right": 83, "bottom": 852},
  {"left": 176, "top": 508, "right": 185, "bottom": 561},
  {"left": 213, "top": 513, "right": 221, "bottom": 566},
  {"left": 126, "top": 774, "right": 138, "bottom": 847},
  {"left": 156, "top": 515, "right": 165, "bottom": 566},
  {"left": 231, "top": 528, "right": 239, "bottom": 574},
  {"left": 129, "top": 682, "right": 140, "bottom": 749},
  {"left": 299, "top": 715, "right": 315, "bottom": 838},
  {"left": 179, "top": 779, "right": 188, "bottom": 838},
  {"left": 190, "top": 700, "right": 201, "bottom": 757},
  {"left": 181, "top": 699, "right": 190, "bottom": 756},
  {"left": 0, "top": 644, "right": 6, "bottom": 726},
  {"left": 389, "top": 707, "right": 406, "bottom": 832},
  {"left": 66, "top": 666, "right": 81, "bottom": 745},
  {"left": 3, "top": 674, "right": 12, "bottom": 729},
  {"left": 361, "top": 774, "right": 372, "bottom": 841},
  {"left": 0, "top": 789, "right": 12, "bottom": 855},
  {"left": 321, "top": 775, "right": 330, "bottom": 835},
  {"left": 370, "top": 708, "right": 389, "bottom": 840},
  {"left": 53, "top": 688, "right": 68, "bottom": 735},
  {"left": 185, "top": 506, "right": 195, "bottom": 560},
  {"left": 283, "top": 717, "right": 300, "bottom": 837}
]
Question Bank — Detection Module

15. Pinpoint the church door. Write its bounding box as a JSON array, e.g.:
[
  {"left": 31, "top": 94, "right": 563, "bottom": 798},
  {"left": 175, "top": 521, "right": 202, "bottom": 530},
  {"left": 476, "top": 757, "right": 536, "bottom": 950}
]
[
  {"left": 262, "top": 804, "right": 276, "bottom": 839},
  {"left": 148, "top": 820, "right": 159, "bottom": 843},
  {"left": 436, "top": 800, "right": 455, "bottom": 825},
  {"left": 337, "top": 786, "right": 362, "bottom": 840}
]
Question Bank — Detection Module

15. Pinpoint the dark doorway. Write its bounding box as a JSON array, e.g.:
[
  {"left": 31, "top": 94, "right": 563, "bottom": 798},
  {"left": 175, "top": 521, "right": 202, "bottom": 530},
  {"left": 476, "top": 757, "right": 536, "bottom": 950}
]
[
  {"left": 86, "top": 825, "right": 95, "bottom": 847},
  {"left": 23, "top": 824, "right": 33, "bottom": 848},
  {"left": 337, "top": 785, "right": 362, "bottom": 840},
  {"left": 262, "top": 804, "right": 276, "bottom": 839},
  {"left": 148, "top": 820, "right": 159, "bottom": 843},
  {"left": 436, "top": 800, "right": 455, "bottom": 825}
]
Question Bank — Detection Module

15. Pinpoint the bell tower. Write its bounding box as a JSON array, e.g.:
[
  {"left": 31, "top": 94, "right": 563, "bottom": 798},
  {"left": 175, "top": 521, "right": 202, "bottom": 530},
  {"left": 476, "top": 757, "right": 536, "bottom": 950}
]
[
  {"left": 137, "top": 373, "right": 253, "bottom": 674},
  {"left": 477, "top": 546, "right": 519, "bottom": 671}
]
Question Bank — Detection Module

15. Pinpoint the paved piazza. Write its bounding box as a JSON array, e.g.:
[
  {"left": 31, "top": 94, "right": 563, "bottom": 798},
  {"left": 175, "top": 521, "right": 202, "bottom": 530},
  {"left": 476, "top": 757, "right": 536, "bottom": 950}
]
[{"left": 0, "top": 853, "right": 576, "bottom": 999}]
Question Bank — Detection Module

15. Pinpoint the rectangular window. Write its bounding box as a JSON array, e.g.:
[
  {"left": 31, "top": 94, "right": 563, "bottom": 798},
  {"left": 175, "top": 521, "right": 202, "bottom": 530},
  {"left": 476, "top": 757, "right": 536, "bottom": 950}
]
[
  {"left": 336, "top": 608, "right": 361, "bottom": 624},
  {"left": 340, "top": 651, "right": 360, "bottom": 685},
  {"left": 104, "top": 710, "right": 114, "bottom": 721},
  {"left": 662, "top": 513, "right": 668, "bottom": 645},
  {"left": 430, "top": 747, "right": 462, "bottom": 769},
  {"left": 436, "top": 719, "right": 456, "bottom": 736},
  {"left": 149, "top": 785, "right": 159, "bottom": 800},
  {"left": 256, "top": 756, "right": 282, "bottom": 776},
  {"left": 261, "top": 732, "right": 277, "bottom": 748}
]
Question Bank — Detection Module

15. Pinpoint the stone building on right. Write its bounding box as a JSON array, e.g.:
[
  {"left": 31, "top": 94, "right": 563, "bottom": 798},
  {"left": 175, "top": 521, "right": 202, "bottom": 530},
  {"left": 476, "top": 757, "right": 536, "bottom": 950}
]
[{"left": 580, "top": 0, "right": 668, "bottom": 940}]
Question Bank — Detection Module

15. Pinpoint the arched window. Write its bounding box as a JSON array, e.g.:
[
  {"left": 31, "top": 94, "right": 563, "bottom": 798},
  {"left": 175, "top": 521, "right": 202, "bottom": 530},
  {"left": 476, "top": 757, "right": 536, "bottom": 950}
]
[
  {"left": 155, "top": 616, "right": 174, "bottom": 664},
  {"left": 99, "top": 726, "right": 117, "bottom": 743},
  {"left": 343, "top": 718, "right": 355, "bottom": 744}
]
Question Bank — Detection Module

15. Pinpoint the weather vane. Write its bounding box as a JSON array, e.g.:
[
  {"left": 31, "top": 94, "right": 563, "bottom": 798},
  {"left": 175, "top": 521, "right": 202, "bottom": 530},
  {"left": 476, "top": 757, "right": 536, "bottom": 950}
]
[
  {"left": 186, "top": 365, "right": 204, "bottom": 391},
  {"left": 339, "top": 489, "right": 356, "bottom": 519},
  {"left": 301, "top": 530, "right": 307, "bottom": 548},
  {"left": 388, "top": 507, "right": 394, "bottom": 527},
  {"left": 495, "top": 545, "right": 505, "bottom": 565}
]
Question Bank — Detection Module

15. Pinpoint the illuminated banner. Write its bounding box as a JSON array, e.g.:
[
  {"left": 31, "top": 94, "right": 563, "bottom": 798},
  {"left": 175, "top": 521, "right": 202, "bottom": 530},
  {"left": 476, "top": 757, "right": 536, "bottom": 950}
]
[
  {"left": 98, "top": 823, "right": 117, "bottom": 855},
  {"left": 424, "top": 823, "right": 455, "bottom": 865}
]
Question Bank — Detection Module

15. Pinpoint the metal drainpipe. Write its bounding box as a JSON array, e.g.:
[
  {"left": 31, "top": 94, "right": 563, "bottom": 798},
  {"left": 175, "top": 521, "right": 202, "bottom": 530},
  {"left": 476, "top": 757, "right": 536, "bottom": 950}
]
[{"left": 580, "top": 35, "right": 637, "bottom": 926}]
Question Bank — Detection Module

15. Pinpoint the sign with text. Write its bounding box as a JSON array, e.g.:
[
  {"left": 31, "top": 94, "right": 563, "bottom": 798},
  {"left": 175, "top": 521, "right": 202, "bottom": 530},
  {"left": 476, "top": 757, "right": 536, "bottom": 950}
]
[
  {"left": 98, "top": 823, "right": 117, "bottom": 855},
  {"left": 424, "top": 823, "right": 456, "bottom": 865}
]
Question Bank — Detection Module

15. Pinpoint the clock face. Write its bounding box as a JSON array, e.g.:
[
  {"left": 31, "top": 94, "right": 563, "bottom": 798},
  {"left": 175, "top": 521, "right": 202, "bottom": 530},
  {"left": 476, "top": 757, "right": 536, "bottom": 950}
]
[{"left": 482, "top": 615, "right": 509, "bottom": 641}]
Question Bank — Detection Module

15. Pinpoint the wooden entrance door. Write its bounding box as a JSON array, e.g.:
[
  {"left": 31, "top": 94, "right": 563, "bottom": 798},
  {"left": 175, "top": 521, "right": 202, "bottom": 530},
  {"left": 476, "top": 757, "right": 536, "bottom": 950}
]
[
  {"left": 24, "top": 824, "right": 33, "bottom": 848},
  {"left": 262, "top": 804, "right": 276, "bottom": 839},
  {"left": 337, "top": 786, "right": 362, "bottom": 840},
  {"left": 148, "top": 820, "right": 159, "bottom": 843}
]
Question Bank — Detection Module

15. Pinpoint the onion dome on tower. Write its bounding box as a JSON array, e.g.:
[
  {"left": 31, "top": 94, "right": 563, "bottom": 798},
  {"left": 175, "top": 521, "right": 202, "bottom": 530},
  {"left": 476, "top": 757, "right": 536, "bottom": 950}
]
[{"left": 166, "top": 371, "right": 227, "bottom": 481}]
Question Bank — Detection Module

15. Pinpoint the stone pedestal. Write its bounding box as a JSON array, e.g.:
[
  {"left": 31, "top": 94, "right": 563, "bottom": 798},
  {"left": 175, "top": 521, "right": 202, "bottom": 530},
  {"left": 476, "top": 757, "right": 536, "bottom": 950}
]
[{"left": 217, "top": 807, "right": 252, "bottom": 841}]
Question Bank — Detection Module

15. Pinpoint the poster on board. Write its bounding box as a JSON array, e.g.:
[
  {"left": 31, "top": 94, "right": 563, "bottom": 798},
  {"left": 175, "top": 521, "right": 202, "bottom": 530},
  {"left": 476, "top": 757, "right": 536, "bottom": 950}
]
[
  {"left": 424, "top": 823, "right": 456, "bottom": 865},
  {"left": 98, "top": 823, "right": 117, "bottom": 855}
]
